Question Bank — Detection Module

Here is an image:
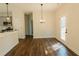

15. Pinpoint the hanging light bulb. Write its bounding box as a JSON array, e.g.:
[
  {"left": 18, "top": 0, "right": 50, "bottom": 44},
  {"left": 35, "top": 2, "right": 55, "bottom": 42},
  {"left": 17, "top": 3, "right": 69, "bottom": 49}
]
[
  {"left": 6, "top": 3, "right": 10, "bottom": 22},
  {"left": 40, "top": 4, "right": 45, "bottom": 23}
]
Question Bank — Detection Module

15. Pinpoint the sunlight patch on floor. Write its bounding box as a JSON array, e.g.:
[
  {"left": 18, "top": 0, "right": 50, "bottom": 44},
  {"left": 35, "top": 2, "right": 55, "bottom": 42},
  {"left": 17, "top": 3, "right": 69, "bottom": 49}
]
[{"left": 52, "top": 43, "right": 63, "bottom": 51}]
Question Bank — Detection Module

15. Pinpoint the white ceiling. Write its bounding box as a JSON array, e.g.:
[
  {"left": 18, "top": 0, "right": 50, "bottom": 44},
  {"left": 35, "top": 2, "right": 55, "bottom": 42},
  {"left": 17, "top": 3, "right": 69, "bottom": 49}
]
[{"left": 0, "top": 3, "right": 61, "bottom": 13}]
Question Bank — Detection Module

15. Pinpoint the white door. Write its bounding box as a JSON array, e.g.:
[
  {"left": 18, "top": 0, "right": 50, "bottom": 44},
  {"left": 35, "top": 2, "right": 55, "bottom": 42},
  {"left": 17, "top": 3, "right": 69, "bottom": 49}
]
[{"left": 60, "top": 16, "right": 67, "bottom": 41}]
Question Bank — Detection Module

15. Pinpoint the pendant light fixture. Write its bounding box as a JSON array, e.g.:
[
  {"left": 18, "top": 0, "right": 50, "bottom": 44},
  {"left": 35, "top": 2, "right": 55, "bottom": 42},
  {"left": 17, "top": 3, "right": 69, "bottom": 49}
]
[
  {"left": 40, "top": 4, "right": 45, "bottom": 23},
  {"left": 6, "top": 3, "right": 10, "bottom": 22},
  {"left": 41, "top": 4, "right": 43, "bottom": 20}
]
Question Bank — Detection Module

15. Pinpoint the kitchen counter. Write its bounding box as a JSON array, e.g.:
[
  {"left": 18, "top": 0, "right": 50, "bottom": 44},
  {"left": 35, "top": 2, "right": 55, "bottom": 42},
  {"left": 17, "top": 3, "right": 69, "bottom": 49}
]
[{"left": 0, "top": 31, "right": 19, "bottom": 56}]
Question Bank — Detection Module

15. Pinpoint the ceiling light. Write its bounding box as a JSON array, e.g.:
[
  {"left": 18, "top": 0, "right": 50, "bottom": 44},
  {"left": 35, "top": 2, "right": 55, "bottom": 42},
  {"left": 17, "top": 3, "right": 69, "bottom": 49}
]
[
  {"left": 40, "top": 4, "right": 45, "bottom": 23},
  {"left": 6, "top": 3, "right": 10, "bottom": 22}
]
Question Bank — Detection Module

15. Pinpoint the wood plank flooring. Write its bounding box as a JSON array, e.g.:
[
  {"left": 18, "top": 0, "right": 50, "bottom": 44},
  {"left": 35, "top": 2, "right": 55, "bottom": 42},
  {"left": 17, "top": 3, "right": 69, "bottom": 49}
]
[{"left": 5, "top": 37, "right": 77, "bottom": 56}]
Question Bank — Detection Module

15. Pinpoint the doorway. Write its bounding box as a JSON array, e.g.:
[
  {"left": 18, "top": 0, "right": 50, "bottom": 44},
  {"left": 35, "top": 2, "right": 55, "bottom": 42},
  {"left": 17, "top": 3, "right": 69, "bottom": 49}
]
[
  {"left": 25, "top": 13, "right": 33, "bottom": 38},
  {"left": 60, "top": 16, "right": 67, "bottom": 41}
]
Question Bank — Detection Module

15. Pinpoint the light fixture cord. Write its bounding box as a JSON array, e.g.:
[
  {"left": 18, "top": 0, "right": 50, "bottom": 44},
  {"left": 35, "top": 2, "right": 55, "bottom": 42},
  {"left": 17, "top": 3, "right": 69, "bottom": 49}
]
[
  {"left": 6, "top": 3, "right": 9, "bottom": 17},
  {"left": 41, "top": 4, "right": 43, "bottom": 20}
]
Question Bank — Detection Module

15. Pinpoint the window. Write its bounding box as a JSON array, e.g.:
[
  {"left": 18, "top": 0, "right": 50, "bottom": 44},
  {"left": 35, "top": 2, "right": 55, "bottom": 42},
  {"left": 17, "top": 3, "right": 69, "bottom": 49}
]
[{"left": 60, "top": 16, "right": 66, "bottom": 41}]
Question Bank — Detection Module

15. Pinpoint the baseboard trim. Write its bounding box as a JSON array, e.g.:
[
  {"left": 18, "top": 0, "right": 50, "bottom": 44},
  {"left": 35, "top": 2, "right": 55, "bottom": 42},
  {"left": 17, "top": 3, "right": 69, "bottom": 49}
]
[
  {"left": 55, "top": 38, "right": 78, "bottom": 56},
  {"left": 26, "top": 35, "right": 33, "bottom": 37},
  {"left": 33, "top": 37, "right": 56, "bottom": 39}
]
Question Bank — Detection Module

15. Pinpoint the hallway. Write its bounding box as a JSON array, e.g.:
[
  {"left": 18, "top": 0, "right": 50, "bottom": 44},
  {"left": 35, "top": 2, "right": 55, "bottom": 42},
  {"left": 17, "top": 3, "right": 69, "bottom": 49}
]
[{"left": 6, "top": 38, "right": 77, "bottom": 56}]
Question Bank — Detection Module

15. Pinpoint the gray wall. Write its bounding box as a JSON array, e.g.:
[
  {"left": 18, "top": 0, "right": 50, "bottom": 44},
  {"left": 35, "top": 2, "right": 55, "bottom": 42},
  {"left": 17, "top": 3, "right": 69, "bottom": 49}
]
[{"left": 25, "top": 13, "right": 33, "bottom": 35}]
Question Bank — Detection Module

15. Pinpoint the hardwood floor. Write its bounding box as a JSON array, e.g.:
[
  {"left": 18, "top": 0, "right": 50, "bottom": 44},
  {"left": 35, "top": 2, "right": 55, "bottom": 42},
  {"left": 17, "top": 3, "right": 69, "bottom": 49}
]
[{"left": 5, "top": 37, "right": 77, "bottom": 56}]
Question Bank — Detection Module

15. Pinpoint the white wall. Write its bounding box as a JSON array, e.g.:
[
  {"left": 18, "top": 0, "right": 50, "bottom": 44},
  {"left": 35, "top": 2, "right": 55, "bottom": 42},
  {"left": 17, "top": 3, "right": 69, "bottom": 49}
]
[
  {"left": 56, "top": 4, "right": 79, "bottom": 55},
  {"left": 0, "top": 4, "right": 57, "bottom": 39},
  {"left": 12, "top": 9, "right": 56, "bottom": 39},
  {"left": 33, "top": 11, "right": 56, "bottom": 38},
  {"left": 12, "top": 8, "right": 56, "bottom": 39},
  {"left": 12, "top": 9, "right": 25, "bottom": 39}
]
